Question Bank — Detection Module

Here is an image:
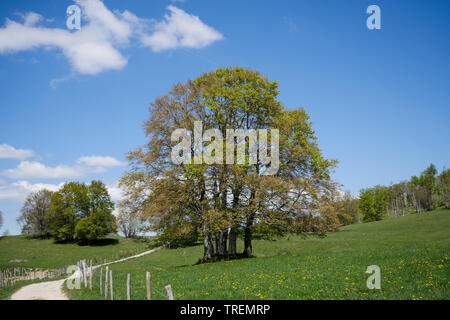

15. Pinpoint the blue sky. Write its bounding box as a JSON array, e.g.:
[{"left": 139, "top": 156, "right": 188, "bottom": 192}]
[{"left": 0, "top": 0, "right": 449, "bottom": 234}]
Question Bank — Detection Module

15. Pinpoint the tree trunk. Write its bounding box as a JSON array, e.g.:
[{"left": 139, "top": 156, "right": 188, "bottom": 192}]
[
  {"left": 243, "top": 187, "right": 256, "bottom": 257},
  {"left": 243, "top": 216, "right": 254, "bottom": 257},
  {"left": 219, "top": 230, "right": 227, "bottom": 256},
  {"left": 229, "top": 187, "right": 240, "bottom": 256},
  {"left": 228, "top": 228, "right": 237, "bottom": 255},
  {"left": 243, "top": 226, "right": 252, "bottom": 257},
  {"left": 203, "top": 232, "right": 214, "bottom": 261},
  {"left": 214, "top": 230, "right": 228, "bottom": 257},
  {"left": 215, "top": 232, "right": 220, "bottom": 256}
]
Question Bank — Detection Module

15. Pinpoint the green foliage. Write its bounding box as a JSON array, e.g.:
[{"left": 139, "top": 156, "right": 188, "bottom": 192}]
[
  {"left": 156, "top": 226, "right": 199, "bottom": 248},
  {"left": 436, "top": 169, "right": 450, "bottom": 208},
  {"left": 17, "top": 189, "right": 53, "bottom": 237},
  {"left": 332, "top": 192, "right": 361, "bottom": 225},
  {"left": 47, "top": 180, "right": 115, "bottom": 243},
  {"left": 359, "top": 185, "right": 390, "bottom": 222},
  {"left": 74, "top": 210, "right": 117, "bottom": 244},
  {"left": 122, "top": 66, "right": 337, "bottom": 260}
]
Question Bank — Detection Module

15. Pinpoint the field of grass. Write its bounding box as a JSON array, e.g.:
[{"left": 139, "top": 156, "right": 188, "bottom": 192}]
[
  {"left": 0, "top": 235, "right": 153, "bottom": 269},
  {"left": 67, "top": 209, "right": 450, "bottom": 300}
]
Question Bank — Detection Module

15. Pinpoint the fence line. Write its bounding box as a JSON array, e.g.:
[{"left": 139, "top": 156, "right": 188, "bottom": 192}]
[
  {"left": 78, "top": 260, "right": 174, "bottom": 300},
  {"left": 0, "top": 267, "right": 66, "bottom": 288}
]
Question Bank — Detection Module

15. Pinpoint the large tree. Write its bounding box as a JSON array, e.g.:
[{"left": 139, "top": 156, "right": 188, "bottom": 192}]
[
  {"left": 359, "top": 185, "right": 390, "bottom": 222},
  {"left": 47, "top": 181, "right": 116, "bottom": 243},
  {"left": 436, "top": 168, "right": 450, "bottom": 208},
  {"left": 116, "top": 197, "right": 148, "bottom": 238},
  {"left": 121, "top": 67, "right": 337, "bottom": 261},
  {"left": 17, "top": 189, "right": 53, "bottom": 237}
]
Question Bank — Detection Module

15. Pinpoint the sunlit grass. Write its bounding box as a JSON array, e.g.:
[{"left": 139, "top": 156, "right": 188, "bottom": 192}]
[
  {"left": 67, "top": 209, "right": 449, "bottom": 300},
  {"left": 0, "top": 234, "right": 153, "bottom": 269}
]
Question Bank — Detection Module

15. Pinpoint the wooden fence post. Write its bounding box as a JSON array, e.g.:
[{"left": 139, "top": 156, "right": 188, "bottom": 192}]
[
  {"left": 109, "top": 270, "right": 114, "bottom": 300},
  {"left": 146, "top": 272, "right": 152, "bottom": 300},
  {"left": 165, "top": 285, "right": 174, "bottom": 300},
  {"left": 100, "top": 268, "right": 103, "bottom": 296},
  {"left": 127, "top": 273, "right": 131, "bottom": 300},
  {"left": 89, "top": 267, "right": 93, "bottom": 290},
  {"left": 78, "top": 261, "right": 82, "bottom": 283},
  {"left": 104, "top": 266, "right": 109, "bottom": 300},
  {"left": 83, "top": 260, "right": 87, "bottom": 288}
]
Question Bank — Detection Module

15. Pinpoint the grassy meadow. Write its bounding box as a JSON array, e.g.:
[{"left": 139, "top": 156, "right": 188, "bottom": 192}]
[
  {"left": 0, "top": 234, "right": 153, "bottom": 269},
  {"left": 66, "top": 209, "right": 449, "bottom": 300}
]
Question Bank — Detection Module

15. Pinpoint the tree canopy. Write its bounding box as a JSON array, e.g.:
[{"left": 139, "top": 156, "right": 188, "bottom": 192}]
[
  {"left": 17, "top": 189, "right": 53, "bottom": 237},
  {"left": 121, "top": 67, "right": 337, "bottom": 261},
  {"left": 46, "top": 180, "right": 116, "bottom": 243}
]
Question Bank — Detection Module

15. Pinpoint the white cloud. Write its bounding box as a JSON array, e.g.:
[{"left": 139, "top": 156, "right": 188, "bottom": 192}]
[
  {"left": 141, "top": 5, "right": 223, "bottom": 52},
  {"left": 106, "top": 182, "right": 124, "bottom": 202},
  {"left": 0, "top": 1, "right": 223, "bottom": 75},
  {"left": 13, "top": 180, "right": 64, "bottom": 193},
  {"left": 0, "top": 11, "right": 126, "bottom": 75},
  {"left": 0, "top": 179, "right": 124, "bottom": 210},
  {"left": 1, "top": 161, "right": 88, "bottom": 179},
  {"left": 0, "top": 179, "right": 124, "bottom": 205},
  {"left": 77, "top": 155, "right": 124, "bottom": 167},
  {"left": 0, "top": 144, "right": 34, "bottom": 160},
  {"left": 0, "top": 180, "right": 63, "bottom": 200},
  {"left": 1, "top": 155, "right": 123, "bottom": 179}
]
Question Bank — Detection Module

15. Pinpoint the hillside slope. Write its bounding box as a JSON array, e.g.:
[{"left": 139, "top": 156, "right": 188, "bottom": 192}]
[
  {"left": 0, "top": 235, "right": 151, "bottom": 269},
  {"left": 68, "top": 209, "right": 449, "bottom": 300}
]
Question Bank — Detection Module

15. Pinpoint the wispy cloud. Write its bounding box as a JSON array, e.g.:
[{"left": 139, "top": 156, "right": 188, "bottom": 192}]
[
  {"left": 0, "top": 144, "right": 34, "bottom": 160},
  {"left": 0, "top": 180, "right": 64, "bottom": 200},
  {"left": 1, "top": 155, "right": 124, "bottom": 179},
  {"left": 0, "top": 0, "right": 223, "bottom": 75},
  {"left": 77, "top": 155, "right": 125, "bottom": 167},
  {"left": 0, "top": 179, "right": 124, "bottom": 203}
]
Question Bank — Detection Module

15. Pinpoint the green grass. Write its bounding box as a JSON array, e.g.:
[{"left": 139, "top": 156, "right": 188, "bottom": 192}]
[
  {"left": 67, "top": 209, "right": 450, "bottom": 300},
  {"left": 0, "top": 234, "right": 153, "bottom": 269}
]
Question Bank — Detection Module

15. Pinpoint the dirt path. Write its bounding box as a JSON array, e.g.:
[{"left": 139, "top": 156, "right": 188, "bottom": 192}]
[{"left": 9, "top": 247, "right": 162, "bottom": 300}]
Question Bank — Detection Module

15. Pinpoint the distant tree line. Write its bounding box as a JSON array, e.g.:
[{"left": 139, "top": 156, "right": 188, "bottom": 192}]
[
  {"left": 17, "top": 180, "right": 117, "bottom": 244},
  {"left": 359, "top": 164, "right": 450, "bottom": 222},
  {"left": 316, "top": 191, "right": 361, "bottom": 232}
]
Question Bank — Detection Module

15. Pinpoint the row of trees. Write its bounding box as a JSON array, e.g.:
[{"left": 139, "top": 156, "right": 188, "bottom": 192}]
[
  {"left": 359, "top": 164, "right": 450, "bottom": 222},
  {"left": 315, "top": 190, "right": 361, "bottom": 233},
  {"left": 17, "top": 181, "right": 117, "bottom": 244},
  {"left": 120, "top": 67, "right": 338, "bottom": 261}
]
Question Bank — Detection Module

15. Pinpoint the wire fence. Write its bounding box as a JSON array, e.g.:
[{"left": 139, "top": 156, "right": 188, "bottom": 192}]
[
  {"left": 73, "top": 259, "right": 174, "bottom": 300},
  {"left": 0, "top": 266, "right": 67, "bottom": 288}
]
